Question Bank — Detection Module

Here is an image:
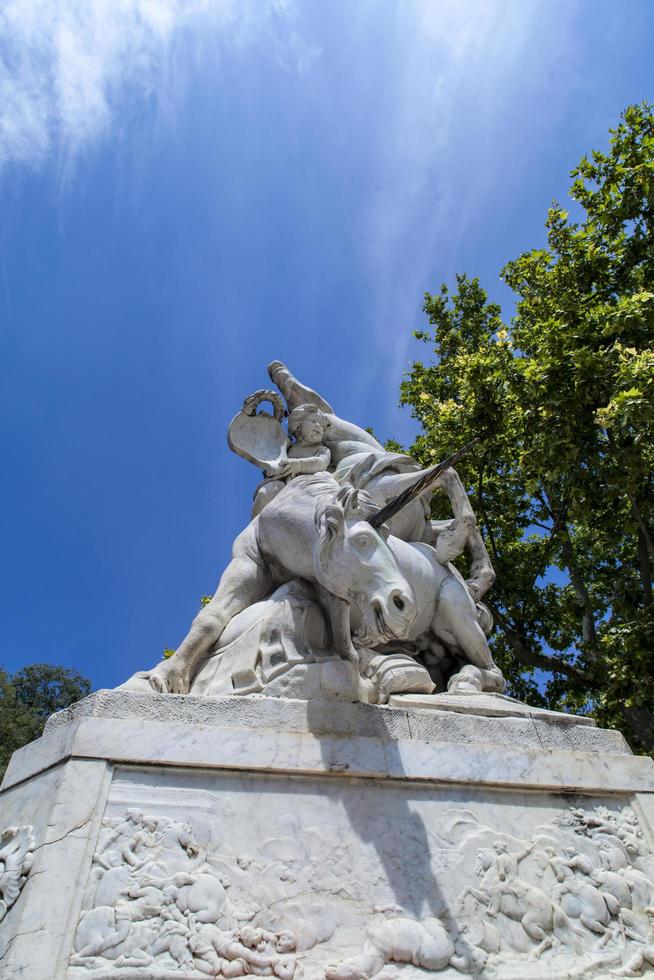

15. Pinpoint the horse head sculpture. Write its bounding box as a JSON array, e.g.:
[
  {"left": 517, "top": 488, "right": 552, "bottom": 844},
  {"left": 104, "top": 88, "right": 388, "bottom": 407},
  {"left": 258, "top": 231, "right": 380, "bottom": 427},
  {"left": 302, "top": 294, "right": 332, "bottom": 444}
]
[{"left": 313, "top": 485, "right": 417, "bottom": 646}]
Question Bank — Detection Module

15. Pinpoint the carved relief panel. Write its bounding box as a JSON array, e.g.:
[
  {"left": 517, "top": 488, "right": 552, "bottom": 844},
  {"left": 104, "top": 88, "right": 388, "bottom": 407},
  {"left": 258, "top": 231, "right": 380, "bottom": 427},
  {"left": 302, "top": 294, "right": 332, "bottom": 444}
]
[
  {"left": 69, "top": 770, "right": 654, "bottom": 979},
  {"left": 0, "top": 824, "right": 35, "bottom": 924}
]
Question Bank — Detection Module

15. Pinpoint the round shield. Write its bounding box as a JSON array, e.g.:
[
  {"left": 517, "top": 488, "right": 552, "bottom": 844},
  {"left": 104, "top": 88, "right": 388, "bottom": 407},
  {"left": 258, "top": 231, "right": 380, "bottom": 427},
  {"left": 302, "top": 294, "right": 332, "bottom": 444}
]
[{"left": 227, "top": 389, "right": 288, "bottom": 471}]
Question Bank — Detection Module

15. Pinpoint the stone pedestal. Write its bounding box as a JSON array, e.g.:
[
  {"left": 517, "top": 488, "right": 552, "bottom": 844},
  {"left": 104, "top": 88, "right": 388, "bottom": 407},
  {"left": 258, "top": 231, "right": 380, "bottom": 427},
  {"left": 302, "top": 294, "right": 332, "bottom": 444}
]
[{"left": 1, "top": 691, "right": 653, "bottom": 979}]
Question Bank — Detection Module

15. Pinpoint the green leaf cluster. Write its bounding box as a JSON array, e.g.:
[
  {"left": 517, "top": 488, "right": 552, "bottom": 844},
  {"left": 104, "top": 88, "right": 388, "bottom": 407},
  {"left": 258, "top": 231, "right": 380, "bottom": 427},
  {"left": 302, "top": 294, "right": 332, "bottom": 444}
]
[
  {"left": 400, "top": 103, "right": 654, "bottom": 750},
  {"left": 0, "top": 663, "right": 91, "bottom": 779}
]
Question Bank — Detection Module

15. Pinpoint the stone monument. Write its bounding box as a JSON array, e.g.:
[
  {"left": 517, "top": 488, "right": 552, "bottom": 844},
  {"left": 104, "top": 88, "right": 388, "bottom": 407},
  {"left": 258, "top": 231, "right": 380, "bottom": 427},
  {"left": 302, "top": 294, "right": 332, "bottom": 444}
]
[{"left": 1, "top": 360, "right": 653, "bottom": 979}]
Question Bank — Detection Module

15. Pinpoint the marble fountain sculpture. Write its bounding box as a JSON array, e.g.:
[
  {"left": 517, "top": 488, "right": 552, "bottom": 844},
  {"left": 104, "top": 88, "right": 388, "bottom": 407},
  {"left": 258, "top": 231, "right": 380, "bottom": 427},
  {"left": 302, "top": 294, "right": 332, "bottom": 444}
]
[{"left": 2, "top": 361, "right": 654, "bottom": 980}]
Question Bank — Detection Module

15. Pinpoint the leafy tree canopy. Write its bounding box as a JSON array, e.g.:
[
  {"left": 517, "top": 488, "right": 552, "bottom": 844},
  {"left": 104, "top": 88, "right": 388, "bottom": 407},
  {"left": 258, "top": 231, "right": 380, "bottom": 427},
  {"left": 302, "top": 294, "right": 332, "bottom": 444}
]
[
  {"left": 400, "top": 103, "right": 654, "bottom": 751},
  {"left": 0, "top": 663, "right": 91, "bottom": 779}
]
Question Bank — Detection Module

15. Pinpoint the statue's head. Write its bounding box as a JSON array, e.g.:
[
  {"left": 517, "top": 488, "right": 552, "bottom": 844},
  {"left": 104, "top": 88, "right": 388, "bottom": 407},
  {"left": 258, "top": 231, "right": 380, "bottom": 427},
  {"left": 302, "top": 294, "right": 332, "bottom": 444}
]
[
  {"left": 240, "top": 925, "right": 263, "bottom": 949},
  {"left": 276, "top": 931, "right": 297, "bottom": 953},
  {"left": 314, "top": 485, "right": 417, "bottom": 645},
  {"left": 288, "top": 404, "right": 326, "bottom": 445}
]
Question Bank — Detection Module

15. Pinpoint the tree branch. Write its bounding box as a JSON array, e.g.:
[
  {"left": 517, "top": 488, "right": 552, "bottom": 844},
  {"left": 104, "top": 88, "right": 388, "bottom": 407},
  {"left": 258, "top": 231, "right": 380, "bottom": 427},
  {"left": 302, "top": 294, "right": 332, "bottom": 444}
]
[
  {"left": 558, "top": 526, "right": 599, "bottom": 649},
  {"left": 629, "top": 493, "right": 654, "bottom": 557},
  {"left": 475, "top": 466, "right": 501, "bottom": 567},
  {"left": 488, "top": 603, "right": 590, "bottom": 684},
  {"left": 637, "top": 526, "right": 653, "bottom": 610},
  {"left": 525, "top": 506, "right": 569, "bottom": 596},
  {"left": 619, "top": 705, "right": 654, "bottom": 753},
  {"left": 542, "top": 483, "right": 599, "bottom": 657}
]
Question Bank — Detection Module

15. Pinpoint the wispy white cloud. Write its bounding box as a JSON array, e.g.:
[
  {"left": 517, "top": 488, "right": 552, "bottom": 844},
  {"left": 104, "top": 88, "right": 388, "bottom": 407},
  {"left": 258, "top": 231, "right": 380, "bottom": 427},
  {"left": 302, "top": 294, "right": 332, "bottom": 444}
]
[
  {"left": 0, "top": 0, "right": 316, "bottom": 169},
  {"left": 355, "top": 0, "right": 576, "bottom": 437}
]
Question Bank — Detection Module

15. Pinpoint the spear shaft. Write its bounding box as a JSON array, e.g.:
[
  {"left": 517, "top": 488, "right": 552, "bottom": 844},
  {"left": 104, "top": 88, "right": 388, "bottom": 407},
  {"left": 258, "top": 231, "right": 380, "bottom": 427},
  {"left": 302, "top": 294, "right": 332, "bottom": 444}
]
[{"left": 367, "top": 438, "right": 479, "bottom": 529}]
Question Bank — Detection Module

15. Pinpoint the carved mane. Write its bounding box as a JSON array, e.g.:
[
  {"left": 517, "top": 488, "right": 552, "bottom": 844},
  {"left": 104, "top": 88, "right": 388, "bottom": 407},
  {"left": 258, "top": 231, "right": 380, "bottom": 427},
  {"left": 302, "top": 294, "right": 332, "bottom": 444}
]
[{"left": 315, "top": 484, "right": 383, "bottom": 563}]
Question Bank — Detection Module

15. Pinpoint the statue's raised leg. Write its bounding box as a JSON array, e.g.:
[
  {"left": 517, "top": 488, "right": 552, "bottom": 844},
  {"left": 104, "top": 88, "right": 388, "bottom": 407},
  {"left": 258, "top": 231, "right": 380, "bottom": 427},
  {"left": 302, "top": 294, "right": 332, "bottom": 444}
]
[
  {"left": 268, "top": 360, "right": 334, "bottom": 414},
  {"left": 432, "top": 468, "right": 496, "bottom": 601},
  {"left": 358, "top": 462, "right": 495, "bottom": 601},
  {"left": 433, "top": 575, "right": 505, "bottom": 694}
]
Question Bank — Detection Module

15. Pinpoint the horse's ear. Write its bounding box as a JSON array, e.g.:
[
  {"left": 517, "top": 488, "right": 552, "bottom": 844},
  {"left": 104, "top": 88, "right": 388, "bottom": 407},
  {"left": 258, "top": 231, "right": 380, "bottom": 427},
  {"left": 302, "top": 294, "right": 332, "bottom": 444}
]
[
  {"left": 344, "top": 489, "right": 360, "bottom": 517},
  {"left": 334, "top": 484, "right": 360, "bottom": 519},
  {"left": 320, "top": 504, "right": 345, "bottom": 541},
  {"left": 335, "top": 485, "right": 351, "bottom": 509}
]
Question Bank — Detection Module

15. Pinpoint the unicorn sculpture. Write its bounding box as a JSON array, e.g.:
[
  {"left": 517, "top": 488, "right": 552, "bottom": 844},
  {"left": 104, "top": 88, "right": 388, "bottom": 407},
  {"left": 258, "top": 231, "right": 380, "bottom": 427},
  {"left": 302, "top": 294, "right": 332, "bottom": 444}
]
[{"left": 124, "top": 362, "right": 504, "bottom": 703}]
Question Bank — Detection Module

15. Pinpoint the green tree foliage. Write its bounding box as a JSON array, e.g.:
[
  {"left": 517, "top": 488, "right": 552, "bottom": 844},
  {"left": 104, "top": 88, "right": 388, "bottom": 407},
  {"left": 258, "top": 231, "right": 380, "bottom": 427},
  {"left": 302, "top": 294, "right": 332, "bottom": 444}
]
[
  {"left": 0, "top": 664, "right": 91, "bottom": 779},
  {"left": 401, "top": 103, "right": 654, "bottom": 750}
]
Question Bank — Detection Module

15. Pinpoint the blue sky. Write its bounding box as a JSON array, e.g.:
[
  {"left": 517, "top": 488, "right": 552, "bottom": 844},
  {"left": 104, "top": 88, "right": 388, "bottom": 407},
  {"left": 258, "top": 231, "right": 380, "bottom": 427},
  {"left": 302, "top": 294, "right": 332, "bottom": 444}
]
[{"left": 1, "top": 0, "right": 652, "bottom": 690}]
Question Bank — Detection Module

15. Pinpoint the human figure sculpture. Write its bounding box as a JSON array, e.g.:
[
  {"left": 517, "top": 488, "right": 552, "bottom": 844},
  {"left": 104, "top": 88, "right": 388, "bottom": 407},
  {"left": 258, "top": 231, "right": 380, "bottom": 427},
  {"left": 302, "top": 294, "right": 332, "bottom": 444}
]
[
  {"left": 460, "top": 847, "right": 580, "bottom": 959},
  {"left": 0, "top": 825, "right": 35, "bottom": 923},
  {"left": 189, "top": 922, "right": 297, "bottom": 979},
  {"left": 325, "top": 916, "right": 456, "bottom": 979},
  {"left": 612, "top": 908, "right": 654, "bottom": 977},
  {"left": 93, "top": 809, "right": 145, "bottom": 871},
  {"left": 125, "top": 361, "right": 505, "bottom": 700},
  {"left": 552, "top": 858, "right": 620, "bottom": 943},
  {"left": 252, "top": 404, "right": 332, "bottom": 517},
  {"left": 492, "top": 839, "right": 535, "bottom": 881}
]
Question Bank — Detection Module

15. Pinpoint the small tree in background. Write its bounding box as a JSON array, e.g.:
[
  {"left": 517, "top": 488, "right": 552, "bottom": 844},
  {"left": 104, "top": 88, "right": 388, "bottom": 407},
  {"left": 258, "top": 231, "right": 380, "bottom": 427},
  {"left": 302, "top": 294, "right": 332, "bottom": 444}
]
[
  {"left": 400, "top": 103, "right": 654, "bottom": 751},
  {"left": 0, "top": 664, "right": 91, "bottom": 779}
]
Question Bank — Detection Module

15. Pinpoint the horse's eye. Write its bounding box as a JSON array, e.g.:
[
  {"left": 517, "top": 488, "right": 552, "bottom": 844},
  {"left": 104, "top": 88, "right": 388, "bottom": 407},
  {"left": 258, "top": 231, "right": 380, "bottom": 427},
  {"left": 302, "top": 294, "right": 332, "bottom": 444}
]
[{"left": 356, "top": 536, "right": 369, "bottom": 548}]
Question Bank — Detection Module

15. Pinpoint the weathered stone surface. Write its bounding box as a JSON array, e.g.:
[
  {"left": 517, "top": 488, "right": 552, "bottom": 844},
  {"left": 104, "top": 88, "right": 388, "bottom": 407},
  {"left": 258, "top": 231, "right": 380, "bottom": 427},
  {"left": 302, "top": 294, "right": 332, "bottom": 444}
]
[
  {"left": 0, "top": 759, "right": 110, "bottom": 979},
  {"left": 42, "top": 689, "right": 616, "bottom": 752},
  {"left": 2, "top": 693, "right": 653, "bottom": 979},
  {"left": 390, "top": 690, "right": 595, "bottom": 724},
  {"left": 67, "top": 770, "right": 654, "bottom": 980}
]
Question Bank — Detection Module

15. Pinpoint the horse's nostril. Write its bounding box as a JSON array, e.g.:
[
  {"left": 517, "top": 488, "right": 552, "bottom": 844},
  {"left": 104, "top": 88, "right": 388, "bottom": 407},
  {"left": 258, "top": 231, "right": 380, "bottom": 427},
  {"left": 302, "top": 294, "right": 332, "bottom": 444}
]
[{"left": 393, "top": 595, "right": 405, "bottom": 612}]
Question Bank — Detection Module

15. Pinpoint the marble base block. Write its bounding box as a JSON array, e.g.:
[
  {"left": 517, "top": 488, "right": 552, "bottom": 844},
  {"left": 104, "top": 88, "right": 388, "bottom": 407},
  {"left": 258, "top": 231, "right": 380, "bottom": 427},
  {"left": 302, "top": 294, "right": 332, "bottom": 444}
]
[{"left": 1, "top": 691, "right": 653, "bottom": 979}]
